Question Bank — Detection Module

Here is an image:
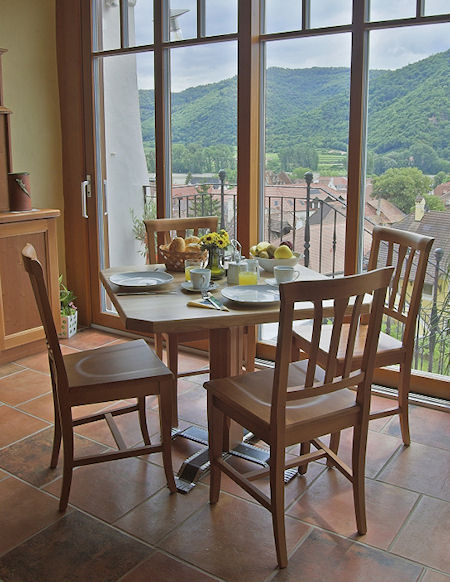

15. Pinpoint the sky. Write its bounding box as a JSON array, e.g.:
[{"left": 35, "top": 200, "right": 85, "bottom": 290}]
[{"left": 127, "top": 0, "right": 450, "bottom": 92}]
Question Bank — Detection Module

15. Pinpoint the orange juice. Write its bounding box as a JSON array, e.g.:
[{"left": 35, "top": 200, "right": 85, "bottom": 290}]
[
  {"left": 239, "top": 271, "right": 258, "bottom": 285},
  {"left": 185, "top": 266, "right": 193, "bottom": 281}
]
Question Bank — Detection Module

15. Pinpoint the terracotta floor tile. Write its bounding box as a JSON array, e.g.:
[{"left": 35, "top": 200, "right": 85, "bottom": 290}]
[
  {"left": 0, "top": 369, "right": 51, "bottom": 406},
  {"left": 383, "top": 405, "right": 450, "bottom": 451},
  {"left": 120, "top": 551, "right": 217, "bottom": 582},
  {"left": 0, "top": 477, "right": 63, "bottom": 556},
  {"left": 377, "top": 442, "right": 450, "bottom": 501},
  {"left": 0, "top": 510, "right": 151, "bottom": 582},
  {"left": 0, "top": 428, "right": 107, "bottom": 488},
  {"left": 0, "top": 469, "right": 8, "bottom": 481},
  {"left": 390, "top": 496, "right": 450, "bottom": 572},
  {"left": 201, "top": 455, "right": 326, "bottom": 509},
  {"left": 149, "top": 430, "right": 208, "bottom": 474},
  {"left": 321, "top": 427, "right": 403, "bottom": 479},
  {"left": 286, "top": 469, "right": 419, "bottom": 549},
  {"left": 177, "top": 386, "right": 208, "bottom": 426},
  {"left": 369, "top": 393, "right": 399, "bottom": 432},
  {"left": 272, "top": 529, "right": 423, "bottom": 581},
  {"left": 15, "top": 344, "right": 78, "bottom": 374},
  {"left": 59, "top": 328, "right": 122, "bottom": 350},
  {"left": 17, "top": 393, "right": 56, "bottom": 422},
  {"left": 159, "top": 492, "right": 311, "bottom": 581},
  {"left": 0, "top": 362, "right": 24, "bottom": 379},
  {"left": 177, "top": 352, "right": 209, "bottom": 376},
  {"left": 0, "top": 406, "right": 49, "bottom": 448},
  {"left": 115, "top": 482, "right": 209, "bottom": 544},
  {"left": 44, "top": 457, "right": 170, "bottom": 522},
  {"left": 422, "top": 571, "right": 450, "bottom": 582}
]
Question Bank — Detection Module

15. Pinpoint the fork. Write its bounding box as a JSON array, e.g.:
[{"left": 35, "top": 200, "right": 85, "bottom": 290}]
[{"left": 201, "top": 289, "right": 221, "bottom": 309}]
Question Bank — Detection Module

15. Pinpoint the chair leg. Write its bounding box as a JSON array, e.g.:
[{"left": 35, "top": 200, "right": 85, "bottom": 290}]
[
  {"left": 207, "top": 393, "right": 223, "bottom": 505},
  {"left": 50, "top": 372, "right": 61, "bottom": 468},
  {"left": 137, "top": 397, "right": 151, "bottom": 446},
  {"left": 326, "top": 432, "right": 341, "bottom": 467},
  {"left": 351, "top": 421, "right": 368, "bottom": 535},
  {"left": 166, "top": 334, "right": 179, "bottom": 427},
  {"left": 270, "top": 446, "right": 288, "bottom": 569},
  {"left": 244, "top": 325, "right": 256, "bottom": 372},
  {"left": 298, "top": 441, "right": 310, "bottom": 475},
  {"left": 398, "top": 362, "right": 411, "bottom": 446},
  {"left": 159, "top": 382, "right": 176, "bottom": 493},
  {"left": 59, "top": 410, "right": 75, "bottom": 512}
]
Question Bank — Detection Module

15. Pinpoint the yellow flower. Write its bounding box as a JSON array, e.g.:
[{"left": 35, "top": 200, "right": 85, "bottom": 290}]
[{"left": 200, "top": 229, "right": 230, "bottom": 250}]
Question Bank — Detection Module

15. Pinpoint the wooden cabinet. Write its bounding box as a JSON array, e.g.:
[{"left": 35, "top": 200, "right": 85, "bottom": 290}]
[{"left": 0, "top": 209, "right": 60, "bottom": 363}]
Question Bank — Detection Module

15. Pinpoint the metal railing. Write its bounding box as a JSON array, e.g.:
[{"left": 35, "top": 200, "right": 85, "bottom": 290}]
[{"left": 142, "top": 177, "right": 449, "bottom": 377}]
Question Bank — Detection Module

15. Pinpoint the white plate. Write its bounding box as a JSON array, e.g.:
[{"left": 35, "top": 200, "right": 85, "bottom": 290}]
[
  {"left": 110, "top": 271, "right": 174, "bottom": 288},
  {"left": 181, "top": 281, "right": 218, "bottom": 293},
  {"left": 221, "top": 285, "right": 280, "bottom": 304}
]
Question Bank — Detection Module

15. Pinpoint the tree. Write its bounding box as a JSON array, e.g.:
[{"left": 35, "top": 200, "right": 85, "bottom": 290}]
[
  {"left": 433, "top": 171, "right": 450, "bottom": 189},
  {"left": 291, "top": 166, "right": 312, "bottom": 180},
  {"left": 372, "top": 167, "right": 432, "bottom": 214},
  {"left": 423, "top": 194, "right": 445, "bottom": 211}
]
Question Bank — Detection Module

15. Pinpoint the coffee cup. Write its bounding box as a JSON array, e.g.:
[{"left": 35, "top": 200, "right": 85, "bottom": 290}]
[
  {"left": 273, "top": 265, "right": 299, "bottom": 284},
  {"left": 190, "top": 268, "right": 211, "bottom": 290}
]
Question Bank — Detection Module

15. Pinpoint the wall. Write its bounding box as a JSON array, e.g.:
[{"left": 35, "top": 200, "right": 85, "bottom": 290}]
[{"left": 0, "top": 0, "right": 66, "bottom": 274}]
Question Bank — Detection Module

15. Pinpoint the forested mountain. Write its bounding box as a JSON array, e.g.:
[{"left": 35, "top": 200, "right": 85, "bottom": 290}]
[{"left": 139, "top": 49, "right": 449, "bottom": 171}]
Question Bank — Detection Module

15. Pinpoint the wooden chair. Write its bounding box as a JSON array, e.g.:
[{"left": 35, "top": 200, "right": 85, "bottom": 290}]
[
  {"left": 205, "top": 266, "right": 393, "bottom": 568},
  {"left": 22, "top": 243, "right": 176, "bottom": 511},
  {"left": 144, "top": 216, "right": 256, "bottom": 425},
  {"left": 292, "top": 225, "right": 434, "bottom": 446}
]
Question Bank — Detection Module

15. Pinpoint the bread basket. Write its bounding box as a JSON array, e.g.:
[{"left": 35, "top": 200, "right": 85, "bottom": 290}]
[{"left": 159, "top": 245, "right": 207, "bottom": 272}]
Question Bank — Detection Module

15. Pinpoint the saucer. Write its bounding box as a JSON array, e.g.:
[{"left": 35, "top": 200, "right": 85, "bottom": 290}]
[
  {"left": 265, "top": 278, "right": 279, "bottom": 287},
  {"left": 181, "top": 281, "right": 218, "bottom": 293}
]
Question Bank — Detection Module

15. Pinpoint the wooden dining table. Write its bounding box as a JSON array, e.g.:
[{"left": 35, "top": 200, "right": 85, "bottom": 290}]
[{"left": 100, "top": 263, "right": 328, "bottom": 491}]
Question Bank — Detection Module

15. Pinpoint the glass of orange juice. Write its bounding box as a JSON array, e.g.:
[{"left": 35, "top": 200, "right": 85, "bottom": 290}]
[
  {"left": 185, "top": 259, "right": 203, "bottom": 282},
  {"left": 238, "top": 259, "right": 259, "bottom": 285}
]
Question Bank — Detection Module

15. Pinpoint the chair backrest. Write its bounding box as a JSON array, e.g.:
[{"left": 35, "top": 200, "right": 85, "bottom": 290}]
[
  {"left": 367, "top": 225, "right": 434, "bottom": 348},
  {"left": 272, "top": 267, "right": 394, "bottom": 429},
  {"left": 144, "top": 216, "right": 219, "bottom": 263},
  {"left": 22, "top": 244, "right": 68, "bottom": 391}
]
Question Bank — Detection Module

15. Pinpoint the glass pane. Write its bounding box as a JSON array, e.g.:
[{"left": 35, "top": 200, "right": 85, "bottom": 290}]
[
  {"left": 264, "top": 0, "right": 301, "bottom": 34},
  {"left": 169, "top": 0, "right": 197, "bottom": 40},
  {"left": 205, "top": 0, "right": 238, "bottom": 36},
  {"left": 310, "top": 0, "right": 352, "bottom": 28},
  {"left": 262, "top": 34, "right": 351, "bottom": 344},
  {"left": 95, "top": 52, "right": 155, "bottom": 286},
  {"left": 369, "top": 0, "right": 416, "bottom": 21},
  {"left": 425, "top": 0, "right": 450, "bottom": 15},
  {"left": 96, "top": 0, "right": 121, "bottom": 51},
  {"left": 131, "top": 0, "right": 154, "bottom": 46},
  {"left": 169, "top": 42, "right": 237, "bottom": 236},
  {"left": 365, "top": 23, "right": 450, "bottom": 376}
]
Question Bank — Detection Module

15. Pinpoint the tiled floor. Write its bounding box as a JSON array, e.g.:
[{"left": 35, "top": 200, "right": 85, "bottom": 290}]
[{"left": 0, "top": 328, "right": 448, "bottom": 581}]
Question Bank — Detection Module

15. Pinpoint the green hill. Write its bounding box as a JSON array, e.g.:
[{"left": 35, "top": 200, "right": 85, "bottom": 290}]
[{"left": 139, "top": 49, "right": 450, "bottom": 171}]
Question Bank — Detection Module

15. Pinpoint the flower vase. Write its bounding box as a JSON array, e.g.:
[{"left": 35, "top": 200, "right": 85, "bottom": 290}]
[
  {"left": 207, "top": 248, "right": 225, "bottom": 280},
  {"left": 58, "top": 311, "right": 78, "bottom": 339}
]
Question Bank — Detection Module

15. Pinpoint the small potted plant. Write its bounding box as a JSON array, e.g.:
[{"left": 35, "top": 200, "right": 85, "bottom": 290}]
[{"left": 58, "top": 276, "right": 78, "bottom": 338}]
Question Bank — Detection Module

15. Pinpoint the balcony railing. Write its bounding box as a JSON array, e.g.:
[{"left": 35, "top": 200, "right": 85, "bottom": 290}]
[{"left": 142, "top": 179, "right": 449, "bottom": 377}]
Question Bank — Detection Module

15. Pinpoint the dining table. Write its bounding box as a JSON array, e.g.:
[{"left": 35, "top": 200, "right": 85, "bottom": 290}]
[{"left": 100, "top": 263, "right": 330, "bottom": 492}]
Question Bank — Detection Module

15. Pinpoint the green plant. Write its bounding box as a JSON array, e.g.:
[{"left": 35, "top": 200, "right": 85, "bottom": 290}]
[
  {"left": 59, "top": 275, "right": 77, "bottom": 316},
  {"left": 130, "top": 199, "right": 156, "bottom": 258}
]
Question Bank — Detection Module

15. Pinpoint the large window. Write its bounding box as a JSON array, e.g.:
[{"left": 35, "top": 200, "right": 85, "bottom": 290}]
[{"left": 66, "top": 0, "right": 449, "bottom": 390}]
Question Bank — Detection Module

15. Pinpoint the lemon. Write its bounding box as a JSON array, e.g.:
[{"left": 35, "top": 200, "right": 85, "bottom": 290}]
[
  {"left": 274, "top": 245, "right": 293, "bottom": 259},
  {"left": 256, "top": 241, "right": 271, "bottom": 252},
  {"left": 249, "top": 245, "right": 258, "bottom": 256}
]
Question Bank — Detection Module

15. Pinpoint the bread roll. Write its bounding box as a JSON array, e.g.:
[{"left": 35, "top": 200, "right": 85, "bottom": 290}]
[
  {"left": 185, "top": 236, "right": 200, "bottom": 245},
  {"left": 169, "top": 236, "right": 185, "bottom": 252}
]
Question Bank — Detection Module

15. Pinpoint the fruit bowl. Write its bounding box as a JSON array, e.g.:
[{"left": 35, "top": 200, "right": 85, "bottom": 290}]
[{"left": 256, "top": 253, "right": 301, "bottom": 273}]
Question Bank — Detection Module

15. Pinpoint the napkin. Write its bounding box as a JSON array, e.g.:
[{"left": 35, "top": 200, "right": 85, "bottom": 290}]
[{"left": 187, "top": 298, "right": 229, "bottom": 311}]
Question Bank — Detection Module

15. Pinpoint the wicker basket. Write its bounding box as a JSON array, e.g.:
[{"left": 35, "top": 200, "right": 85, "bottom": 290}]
[{"left": 159, "top": 245, "right": 208, "bottom": 272}]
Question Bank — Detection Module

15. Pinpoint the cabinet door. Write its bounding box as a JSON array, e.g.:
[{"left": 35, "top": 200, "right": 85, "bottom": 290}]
[{"left": 0, "top": 218, "right": 60, "bottom": 350}]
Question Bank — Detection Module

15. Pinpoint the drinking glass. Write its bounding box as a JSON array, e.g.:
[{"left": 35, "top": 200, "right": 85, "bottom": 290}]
[
  {"left": 185, "top": 258, "right": 204, "bottom": 281},
  {"left": 238, "top": 259, "right": 259, "bottom": 285}
]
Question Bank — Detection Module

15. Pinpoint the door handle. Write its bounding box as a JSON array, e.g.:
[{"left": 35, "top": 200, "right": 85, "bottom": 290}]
[{"left": 81, "top": 175, "right": 91, "bottom": 219}]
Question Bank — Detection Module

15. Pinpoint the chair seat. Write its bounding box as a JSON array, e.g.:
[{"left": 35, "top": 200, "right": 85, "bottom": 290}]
[
  {"left": 64, "top": 339, "right": 173, "bottom": 406},
  {"left": 205, "top": 360, "right": 358, "bottom": 443},
  {"left": 293, "top": 322, "right": 405, "bottom": 370}
]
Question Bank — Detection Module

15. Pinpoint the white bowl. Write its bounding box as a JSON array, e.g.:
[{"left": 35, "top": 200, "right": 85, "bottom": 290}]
[{"left": 256, "top": 253, "right": 300, "bottom": 273}]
